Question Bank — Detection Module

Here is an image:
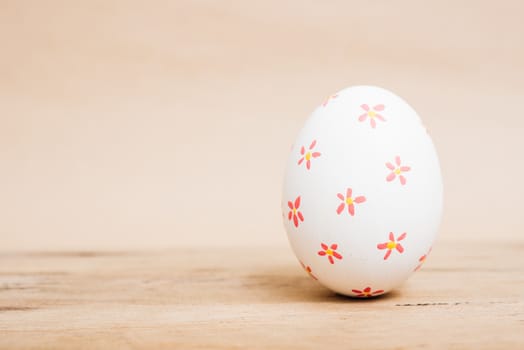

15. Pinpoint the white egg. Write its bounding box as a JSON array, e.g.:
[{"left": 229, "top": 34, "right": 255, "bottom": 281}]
[{"left": 282, "top": 86, "right": 443, "bottom": 297}]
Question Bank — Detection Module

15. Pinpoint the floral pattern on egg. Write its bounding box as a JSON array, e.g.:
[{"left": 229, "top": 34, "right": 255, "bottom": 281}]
[{"left": 282, "top": 85, "right": 443, "bottom": 297}]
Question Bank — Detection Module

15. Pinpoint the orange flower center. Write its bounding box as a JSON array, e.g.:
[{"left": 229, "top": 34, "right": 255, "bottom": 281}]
[
  {"left": 387, "top": 241, "right": 397, "bottom": 250},
  {"left": 395, "top": 168, "right": 401, "bottom": 175},
  {"left": 325, "top": 249, "right": 334, "bottom": 256},
  {"left": 305, "top": 152, "right": 312, "bottom": 161},
  {"left": 346, "top": 197, "right": 353, "bottom": 205},
  {"left": 367, "top": 110, "right": 376, "bottom": 118}
]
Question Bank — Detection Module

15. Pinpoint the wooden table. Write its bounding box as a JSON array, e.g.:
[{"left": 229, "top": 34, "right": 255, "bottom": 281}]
[{"left": 1, "top": 239, "right": 522, "bottom": 349}]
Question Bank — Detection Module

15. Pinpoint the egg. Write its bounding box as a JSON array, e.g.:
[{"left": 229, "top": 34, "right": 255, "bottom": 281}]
[{"left": 282, "top": 86, "right": 443, "bottom": 297}]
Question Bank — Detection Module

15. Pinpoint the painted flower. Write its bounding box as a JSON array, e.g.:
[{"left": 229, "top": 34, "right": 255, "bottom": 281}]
[
  {"left": 358, "top": 104, "right": 386, "bottom": 129},
  {"left": 298, "top": 140, "right": 321, "bottom": 170},
  {"left": 351, "top": 286, "right": 385, "bottom": 298},
  {"left": 322, "top": 93, "right": 338, "bottom": 107},
  {"left": 377, "top": 232, "right": 407, "bottom": 260},
  {"left": 318, "top": 243, "right": 343, "bottom": 264},
  {"left": 287, "top": 196, "right": 304, "bottom": 228},
  {"left": 386, "top": 156, "right": 411, "bottom": 185},
  {"left": 336, "top": 188, "right": 366, "bottom": 216},
  {"left": 300, "top": 261, "right": 318, "bottom": 280},
  {"left": 414, "top": 247, "right": 432, "bottom": 271}
]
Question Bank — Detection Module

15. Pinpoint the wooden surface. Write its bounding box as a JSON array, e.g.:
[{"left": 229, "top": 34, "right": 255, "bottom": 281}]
[{"left": 0, "top": 239, "right": 523, "bottom": 349}]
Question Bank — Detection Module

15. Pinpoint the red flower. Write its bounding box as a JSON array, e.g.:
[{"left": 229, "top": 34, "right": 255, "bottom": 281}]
[
  {"left": 351, "top": 286, "right": 385, "bottom": 298},
  {"left": 300, "top": 261, "right": 318, "bottom": 280},
  {"left": 336, "top": 188, "right": 366, "bottom": 216},
  {"left": 358, "top": 104, "right": 386, "bottom": 129},
  {"left": 322, "top": 93, "right": 338, "bottom": 107},
  {"left": 414, "top": 247, "right": 432, "bottom": 271},
  {"left": 318, "top": 243, "right": 343, "bottom": 264},
  {"left": 298, "top": 140, "right": 321, "bottom": 170},
  {"left": 386, "top": 156, "right": 411, "bottom": 185},
  {"left": 377, "top": 232, "right": 407, "bottom": 260},
  {"left": 287, "top": 196, "right": 304, "bottom": 228}
]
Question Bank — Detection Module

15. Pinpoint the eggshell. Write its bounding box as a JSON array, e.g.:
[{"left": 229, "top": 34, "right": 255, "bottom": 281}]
[{"left": 282, "top": 86, "right": 443, "bottom": 297}]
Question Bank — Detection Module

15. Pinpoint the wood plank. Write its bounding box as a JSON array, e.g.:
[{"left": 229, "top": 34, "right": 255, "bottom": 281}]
[{"left": 0, "top": 239, "right": 523, "bottom": 349}]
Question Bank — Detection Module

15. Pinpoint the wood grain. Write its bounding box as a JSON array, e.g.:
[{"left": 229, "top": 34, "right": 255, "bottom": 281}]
[{"left": 0, "top": 239, "right": 523, "bottom": 349}]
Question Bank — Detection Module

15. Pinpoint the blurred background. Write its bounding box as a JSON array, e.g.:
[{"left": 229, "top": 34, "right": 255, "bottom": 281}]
[{"left": 1, "top": 0, "right": 523, "bottom": 251}]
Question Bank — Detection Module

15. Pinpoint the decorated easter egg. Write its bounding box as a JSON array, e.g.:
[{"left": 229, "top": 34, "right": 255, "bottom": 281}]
[{"left": 282, "top": 85, "right": 443, "bottom": 297}]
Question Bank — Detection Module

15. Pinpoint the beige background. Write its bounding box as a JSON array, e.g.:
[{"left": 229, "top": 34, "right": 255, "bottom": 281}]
[{"left": 1, "top": 0, "right": 523, "bottom": 251}]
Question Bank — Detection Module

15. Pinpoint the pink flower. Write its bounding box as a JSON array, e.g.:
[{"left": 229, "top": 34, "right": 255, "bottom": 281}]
[
  {"left": 300, "top": 261, "right": 318, "bottom": 280},
  {"left": 414, "top": 247, "right": 432, "bottom": 271},
  {"left": 377, "top": 232, "right": 407, "bottom": 260},
  {"left": 351, "top": 286, "right": 385, "bottom": 298},
  {"left": 322, "top": 93, "right": 338, "bottom": 107},
  {"left": 287, "top": 196, "right": 304, "bottom": 228},
  {"left": 386, "top": 156, "right": 411, "bottom": 185},
  {"left": 358, "top": 104, "right": 386, "bottom": 129},
  {"left": 318, "top": 243, "right": 343, "bottom": 264},
  {"left": 336, "top": 188, "right": 366, "bottom": 216},
  {"left": 298, "top": 140, "right": 321, "bottom": 170}
]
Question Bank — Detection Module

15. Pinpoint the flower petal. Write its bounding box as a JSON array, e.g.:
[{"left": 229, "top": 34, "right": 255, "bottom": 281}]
[
  {"left": 396, "top": 243, "right": 404, "bottom": 253},
  {"left": 361, "top": 104, "right": 370, "bottom": 111},
  {"left": 386, "top": 172, "right": 396, "bottom": 182},
  {"left": 348, "top": 204, "right": 355, "bottom": 216},
  {"left": 297, "top": 211, "right": 304, "bottom": 222},
  {"left": 384, "top": 250, "right": 392, "bottom": 260},
  {"left": 375, "top": 113, "right": 386, "bottom": 121},
  {"left": 298, "top": 157, "right": 304, "bottom": 165},
  {"left": 288, "top": 201, "right": 293, "bottom": 209},
  {"left": 372, "top": 290, "right": 384, "bottom": 295},
  {"left": 386, "top": 162, "right": 395, "bottom": 170},
  {"left": 312, "top": 152, "right": 321, "bottom": 158},
  {"left": 294, "top": 196, "right": 301, "bottom": 208},
  {"left": 352, "top": 289, "right": 362, "bottom": 294},
  {"left": 288, "top": 211, "right": 292, "bottom": 220},
  {"left": 389, "top": 232, "right": 395, "bottom": 241},
  {"left": 337, "top": 193, "right": 345, "bottom": 201},
  {"left": 328, "top": 255, "right": 334, "bottom": 264},
  {"left": 395, "top": 156, "right": 401, "bottom": 166},
  {"left": 300, "top": 146, "right": 305, "bottom": 155},
  {"left": 306, "top": 159, "right": 311, "bottom": 170},
  {"left": 370, "top": 118, "right": 376, "bottom": 129},
  {"left": 354, "top": 196, "right": 366, "bottom": 203},
  {"left": 318, "top": 250, "right": 326, "bottom": 256},
  {"left": 377, "top": 242, "right": 388, "bottom": 249},
  {"left": 309, "top": 140, "right": 317, "bottom": 149},
  {"left": 293, "top": 215, "right": 298, "bottom": 227},
  {"left": 332, "top": 251, "right": 342, "bottom": 259},
  {"left": 346, "top": 188, "right": 352, "bottom": 198},
  {"left": 336, "top": 203, "right": 345, "bottom": 215},
  {"left": 358, "top": 113, "right": 368, "bottom": 122},
  {"left": 400, "top": 166, "right": 411, "bottom": 172},
  {"left": 363, "top": 287, "right": 371, "bottom": 293},
  {"left": 373, "top": 104, "right": 385, "bottom": 111},
  {"left": 321, "top": 243, "right": 328, "bottom": 250},
  {"left": 399, "top": 175, "right": 407, "bottom": 185},
  {"left": 331, "top": 244, "right": 338, "bottom": 250},
  {"left": 398, "top": 232, "right": 407, "bottom": 241}
]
